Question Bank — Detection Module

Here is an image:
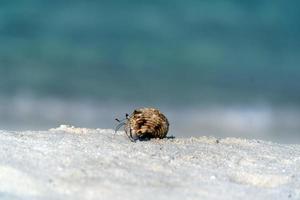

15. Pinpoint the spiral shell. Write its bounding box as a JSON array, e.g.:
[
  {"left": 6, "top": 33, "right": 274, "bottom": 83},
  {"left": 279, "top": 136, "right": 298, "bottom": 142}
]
[{"left": 125, "top": 108, "right": 169, "bottom": 141}]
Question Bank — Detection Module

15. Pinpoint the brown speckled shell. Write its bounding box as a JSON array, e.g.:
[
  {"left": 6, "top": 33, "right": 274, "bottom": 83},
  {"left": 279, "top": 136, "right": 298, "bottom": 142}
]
[{"left": 125, "top": 108, "right": 169, "bottom": 140}]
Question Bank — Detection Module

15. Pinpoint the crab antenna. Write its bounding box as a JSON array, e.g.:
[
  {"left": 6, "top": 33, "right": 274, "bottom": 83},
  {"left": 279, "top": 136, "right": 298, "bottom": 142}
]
[
  {"left": 114, "top": 116, "right": 127, "bottom": 123},
  {"left": 115, "top": 122, "right": 126, "bottom": 133}
]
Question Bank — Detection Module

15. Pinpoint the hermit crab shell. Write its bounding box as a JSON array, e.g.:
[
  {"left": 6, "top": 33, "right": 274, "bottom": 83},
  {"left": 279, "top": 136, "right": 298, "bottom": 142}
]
[{"left": 125, "top": 108, "right": 169, "bottom": 141}]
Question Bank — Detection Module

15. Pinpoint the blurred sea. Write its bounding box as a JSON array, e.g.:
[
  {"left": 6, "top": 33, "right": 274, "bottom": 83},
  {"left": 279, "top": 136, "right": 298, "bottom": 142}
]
[{"left": 0, "top": 1, "right": 299, "bottom": 143}]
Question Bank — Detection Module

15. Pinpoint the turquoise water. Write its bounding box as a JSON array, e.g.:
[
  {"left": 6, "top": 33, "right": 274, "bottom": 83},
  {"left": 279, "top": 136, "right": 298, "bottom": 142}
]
[{"left": 0, "top": 1, "right": 299, "bottom": 105}]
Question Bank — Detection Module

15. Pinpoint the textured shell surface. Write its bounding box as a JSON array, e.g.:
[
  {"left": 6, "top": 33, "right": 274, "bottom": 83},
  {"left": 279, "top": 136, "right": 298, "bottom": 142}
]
[{"left": 125, "top": 108, "right": 169, "bottom": 141}]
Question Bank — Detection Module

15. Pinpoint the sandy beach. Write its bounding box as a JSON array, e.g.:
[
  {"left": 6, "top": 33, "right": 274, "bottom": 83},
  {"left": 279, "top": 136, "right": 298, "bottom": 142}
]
[{"left": 0, "top": 125, "right": 299, "bottom": 200}]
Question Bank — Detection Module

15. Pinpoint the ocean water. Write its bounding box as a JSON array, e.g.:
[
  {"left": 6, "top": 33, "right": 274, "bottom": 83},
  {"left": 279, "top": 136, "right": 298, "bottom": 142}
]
[{"left": 0, "top": 1, "right": 300, "bottom": 143}]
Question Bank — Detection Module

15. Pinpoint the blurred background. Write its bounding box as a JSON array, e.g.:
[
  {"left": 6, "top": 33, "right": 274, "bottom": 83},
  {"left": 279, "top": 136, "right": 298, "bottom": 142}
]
[{"left": 0, "top": 1, "right": 299, "bottom": 143}]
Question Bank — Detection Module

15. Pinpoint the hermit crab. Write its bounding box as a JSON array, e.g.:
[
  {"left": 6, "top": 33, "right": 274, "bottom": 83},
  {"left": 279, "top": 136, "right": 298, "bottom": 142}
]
[{"left": 115, "top": 108, "right": 169, "bottom": 142}]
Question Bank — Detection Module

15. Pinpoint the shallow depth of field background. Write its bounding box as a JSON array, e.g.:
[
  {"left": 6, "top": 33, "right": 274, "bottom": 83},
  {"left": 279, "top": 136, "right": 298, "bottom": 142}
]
[{"left": 0, "top": 1, "right": 299, "bottom": 143}]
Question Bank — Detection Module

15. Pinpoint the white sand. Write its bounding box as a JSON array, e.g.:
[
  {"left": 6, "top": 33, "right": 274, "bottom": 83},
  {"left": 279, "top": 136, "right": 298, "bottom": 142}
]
[{"left": 0, "top": 125, "right": 299, "bottom": 200}]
